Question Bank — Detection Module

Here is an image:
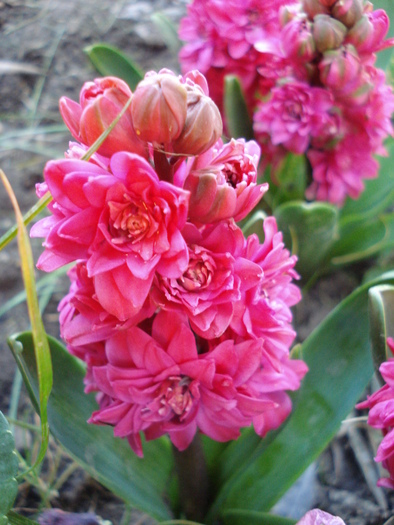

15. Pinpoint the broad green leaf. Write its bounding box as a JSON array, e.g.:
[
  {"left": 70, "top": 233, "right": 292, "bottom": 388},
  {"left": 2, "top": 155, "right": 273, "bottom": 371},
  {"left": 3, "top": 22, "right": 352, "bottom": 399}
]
[
  {"left": 0, "top": 171, "right": 52, "bottom": 471},
  {"left": 152, "top": 13, "right": 182, "bottom": 54},
  {"left": 329, "top": 212, "right": 394, "bottom": 266},
  {"left": 241, "top": 210, "right": 267, "bottom": 238},
  {"left": 0, "top": 412, "right": 18, "bottom": 518},
  {"left": 339, "top": 137, "right": 394, "bottom": 224},
  {"left": 369, "top": 285, "right": 394, "bottom": 378},
  {"left": 224, "top": 76, "right": 254, "bottom": 141},
  {"left": 8, "top": 333, "right": 173, "bottom": 521},
  {"left": 206, "top": 271, "right": 394, "bottom": 523},
  {"left": 222, "top": 509, "right": 296, "bottom": 525},
  {"left": 84, "top": 44, "right": 143, "bottom": 90},
  {"left": 270, "top": 154, "right": 308, "bottom": 208},
  {"left": 275, "top": 201, "right": 338, "bottom": 279},
  {"left": 6, "top": 512, "right": 39, "bottom": 525}
]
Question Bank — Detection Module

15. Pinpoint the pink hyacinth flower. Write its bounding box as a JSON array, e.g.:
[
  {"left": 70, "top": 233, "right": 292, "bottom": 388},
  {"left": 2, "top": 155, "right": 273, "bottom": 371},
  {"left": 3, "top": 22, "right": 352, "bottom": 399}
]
[
  {"left": 178, "top": 0, "right": 293, "bottom": 113},
  {"left": 59, "top": 77, "right": 146, "bottom": 158},
  {"left": 254, "top": 81, "right": 336, "bottom": 155},
  {"left": 89, "top": 310, "right": 275, "bottom": 457},
  {"left": 357, "top": 337, "right": 394, "bottom": 489},
  {"left": 31, "top": 152, "right": 190, "bottom": 319},
  {"left": 59, "top": 262, "right": 155, "bottom": 348},
  {"left": 184, "top": 138, "right": 267, "bottom": 223},
  {"left": 306, "top": 134, "right": 379, "bottom": 205},
  {"left": 296, "top": 509, "right": 346, "bottom": 525},
  {"left": 152, "top": 220, "right": 262, "bottom": 339}
]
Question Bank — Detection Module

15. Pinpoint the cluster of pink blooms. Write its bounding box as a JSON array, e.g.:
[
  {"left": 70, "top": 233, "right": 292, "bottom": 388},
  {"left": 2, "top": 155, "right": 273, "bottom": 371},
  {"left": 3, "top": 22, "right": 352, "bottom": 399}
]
[
  {"left": 179, "top": 0, "right": 394, "bottom": 205},
  {"left": 32, "top": 70, "right": 307, "bottom": 456},
  {"left": 357, "top": 337, "right": 394, "bottom": 488}
]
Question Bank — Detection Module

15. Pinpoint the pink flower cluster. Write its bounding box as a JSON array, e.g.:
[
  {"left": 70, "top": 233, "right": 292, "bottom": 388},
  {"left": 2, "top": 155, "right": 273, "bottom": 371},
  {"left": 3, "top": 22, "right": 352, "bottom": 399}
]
[
  {"left": 32, "top": 70, "right": 307, "bottom": 456},
  {"left": 357, "top": 337, "right": 394, "bottom": 488},
  {"left": 179, "top": 0, "right": 394, "bottom": 205}
]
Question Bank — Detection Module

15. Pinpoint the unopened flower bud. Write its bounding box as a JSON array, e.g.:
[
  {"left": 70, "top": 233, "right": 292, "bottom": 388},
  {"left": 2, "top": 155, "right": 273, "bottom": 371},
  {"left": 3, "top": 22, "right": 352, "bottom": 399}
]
[
  {"left": 282, "top": 18, "right": 317, "bottom": 62},
  {"left": 172, "top": 84, "right": 223, "bottom": 156},
  {"left": 313, "top": 15, "right": 347, "bottom": 53},
  {"left": 332, "top": 0, "right": 363, "bottom": 28},
  {"left": 131, "top": 71, "right": 188, "bottom": 145},
  {"left": 59, "top": 77, "right": 146, "bottom": 158},
  {"left": 319, "top": 44, "right": 361, "bottom": 89},
  {"left": 302, "top": 0, "right": 329, "bottom": 19},
  {"left": 346, "top": 10, "right": 391, "bottom": 54},
  {"left": 184, "top": 139, "right": 266, "bottom": 223},
  {"left": 279, "top": 4, "right": 304, "bottom": 26}
]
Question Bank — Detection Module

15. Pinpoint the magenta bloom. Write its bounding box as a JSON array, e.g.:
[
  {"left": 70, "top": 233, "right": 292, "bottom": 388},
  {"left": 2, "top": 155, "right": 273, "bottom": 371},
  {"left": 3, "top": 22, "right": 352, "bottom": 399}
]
[
  {"left": 89, "top": 310, "right": 275, "bottom": 456},
  {"left": 152, "top": 220, "right": 262, "bottom": 339},
  {"left": 58, "top": 262, "right": 155, "bottom": 348},
  {"left": 296, "top": 509, "right": 346, "bottom": 525},
  {"left": 228, "top": 216, "right": 307, "bottom": 435},
  {"left": 357, "top": 338, "right": 394, "bottom": 489},
  {"left": 184, "top": 138, "right": 267, "bottom": 223},
  {"left": 31, "top": 152, "right": 189, "bottom": 319},
  {"left": 59, "top": 77, "right": 146, "bottom": 158},
  {"left": 178, "top": 0, "right": 293, "bottom": 112},
  {"left": 254, "top": 81, "right": 336, "bottom": 155},
  {"left": 306, "top": 134, "right": 379, "bottom": 204}
]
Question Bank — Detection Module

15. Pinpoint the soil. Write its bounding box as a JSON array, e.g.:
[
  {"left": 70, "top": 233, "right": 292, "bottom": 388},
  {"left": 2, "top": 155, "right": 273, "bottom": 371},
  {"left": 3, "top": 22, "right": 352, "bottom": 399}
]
[{"left": 0, "top": 1, "right": 393, "bottom": 524}]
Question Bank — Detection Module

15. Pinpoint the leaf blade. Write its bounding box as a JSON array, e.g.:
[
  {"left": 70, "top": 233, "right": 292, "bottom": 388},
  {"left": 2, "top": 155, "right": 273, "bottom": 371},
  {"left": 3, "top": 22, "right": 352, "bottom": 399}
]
[
  {"left": 8, "top": 333, "right": 173, "bottom": 520},
  {"left": 84, "top": 44, "right": 143, "bottom": 90},
  {"left": 207, "top": 271, "right": 394, "bottom": 522}
]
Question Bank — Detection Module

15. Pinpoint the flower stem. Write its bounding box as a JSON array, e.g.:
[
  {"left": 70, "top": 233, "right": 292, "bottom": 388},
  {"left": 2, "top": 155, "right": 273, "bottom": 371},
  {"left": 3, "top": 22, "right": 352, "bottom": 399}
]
[{"left": 172, "top": 433, "right": 209, "bottom": 522}]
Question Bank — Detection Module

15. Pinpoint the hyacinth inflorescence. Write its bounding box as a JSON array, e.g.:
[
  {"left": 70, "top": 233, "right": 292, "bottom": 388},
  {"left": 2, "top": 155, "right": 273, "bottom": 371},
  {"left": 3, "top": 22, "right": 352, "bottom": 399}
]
[
  {"left": 32, "top": 70, "right": 307, "bottom": 456},
  {"left": 357, "top": 337, "right": 394, "bottom": 488},
  {"left": 179, "top": 0, "right": 394, "bottom": 205}
]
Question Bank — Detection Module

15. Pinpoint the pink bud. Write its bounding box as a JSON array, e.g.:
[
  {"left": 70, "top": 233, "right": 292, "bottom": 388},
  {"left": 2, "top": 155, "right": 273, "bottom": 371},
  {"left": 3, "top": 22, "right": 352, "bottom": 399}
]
[
  {"left": 131, "top": 71, "right": 188, "bottom": 145},
  {"left": 332, "top": 0, "right": 363, "bottom": 28},
  {"left": 279, "top": 4, "right": 304, "bottom": 26},
  {"left": 346, "top": 9, "right": 392, "bottom": 54},
  {"left": 319, "top": 44, "right": 361, "bottom": 89},
  {"left": 313, "top": 15, "right": 347, "bottom": 53},
  {"left": 59, "top": 77, "right": 146, "bottom": 158},
  {"left": 184, "top": 139, "right": 266, "bottom": 223},
  {"left": 282, "top": 18, "right": 317, "bottom": 62},
  {"left": 302, "top": 0, "right": 329, "bottom": 19},
  {"left": 172, "top": 83, "right": 223, "bottom": 156}
]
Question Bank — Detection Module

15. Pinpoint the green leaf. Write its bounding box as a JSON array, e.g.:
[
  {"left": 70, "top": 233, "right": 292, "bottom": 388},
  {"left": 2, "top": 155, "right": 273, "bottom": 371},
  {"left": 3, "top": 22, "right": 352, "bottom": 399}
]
[
  {"left": 329, "top": 212, "right": 394, "bottom": 266},
  {"left": 0, "top": 171, "right": 52, "bottom": 471},
  {"left": 369, "top": 285, "right": 394, "bottom": 379},
  {"left": 222, "top": 509, "right": 296, "bottom": 525},
  {"left": 84, "top": 44, "right": 144, "bottom": 90},
  {"left": 270, "top": 154, "right": 308, "bottom": 208},
  {"left": 339, "top": 137, "right": 394, "bottom": 224},
  {"left": 8, "top": 333, "right": 173, "bottom": 521},
  {"left": 224, "top": 76, "right": 254, "bottom": 141},
  {"left": 152, "top": 13, "right": 182, "bottom": 55},
  {"left": 6, "top": 511, "right": 39, "bottom": 525},
  {"left": 206, "top": 271, "right": 394, "bottom": 523},
  {"left": 274, "top": 201, "right": 338, "bottom": 279},
  {"left": 0, "top": 412, "right": 18, "bottom": 517}
]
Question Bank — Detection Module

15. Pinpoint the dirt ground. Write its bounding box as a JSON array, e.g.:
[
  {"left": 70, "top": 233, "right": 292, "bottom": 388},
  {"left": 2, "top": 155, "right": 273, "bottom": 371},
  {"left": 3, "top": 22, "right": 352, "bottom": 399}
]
[{"left": 1, "top": 1, "right": 394, "bottom": 524}]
